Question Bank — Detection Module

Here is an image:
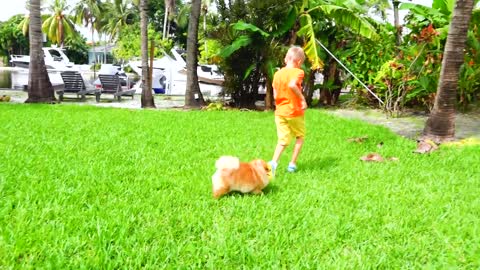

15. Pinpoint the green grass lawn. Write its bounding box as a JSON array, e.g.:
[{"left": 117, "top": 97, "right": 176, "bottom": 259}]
[{"left": 1, "top": 104, "right": 479, "bottom": 269}]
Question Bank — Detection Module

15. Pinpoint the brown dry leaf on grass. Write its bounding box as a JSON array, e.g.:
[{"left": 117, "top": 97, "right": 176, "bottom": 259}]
[
  {"left": 360, "top": 153, "right": 399, "bottom": 162},
  {"left": 360, "top": 153, "right": 384, "bottom": 162}
]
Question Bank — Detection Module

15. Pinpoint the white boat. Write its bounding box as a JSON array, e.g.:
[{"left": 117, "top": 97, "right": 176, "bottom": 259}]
[
  {"left": 9, "top": 47, "right": 90, "bottom": 72},
  {"left": 128, "top": 49, "right": 224, "bottom": 97}
]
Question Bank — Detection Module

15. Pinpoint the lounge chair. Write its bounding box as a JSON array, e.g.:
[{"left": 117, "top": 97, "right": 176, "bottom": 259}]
[
  {"left": 57, "top": 71, "right": 99, "bottom": 101},
  {"left": 98, "top": 74, "right": 136, "bottom": 101}
]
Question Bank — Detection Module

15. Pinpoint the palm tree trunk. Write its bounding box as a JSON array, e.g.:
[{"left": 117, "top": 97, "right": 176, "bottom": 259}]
[
  {"left": 265, "top": 77, "right": 274, "bottom": 110},
  {"left": 392, "top": 0, "right": 401, "bottom": 46},
  {"left": 423, "top": 0, "right": 474, "bottom": 142},
  {"left": 59, "top": 19, "right": 64, "bottom": 48},
  {"left": 203, "top": 12, "right": 207, "bottom": 54},
  {"left": 91, "top": 22, "right": 96, "bottom": 75},
  {"left": 26, "top": 0, "right": 55, "bottom": 103},
  {"left": 185, "top": 0, "right": 205, "bottom": 108},
  {"left": 103, "top": 35, "right": 107, "bottom": 63},
  {"left": 162, "top": 9, "right": 168, "bottom": 39},
  {"left": 140, "top": 0, "right": 155, "bottom": 108}
]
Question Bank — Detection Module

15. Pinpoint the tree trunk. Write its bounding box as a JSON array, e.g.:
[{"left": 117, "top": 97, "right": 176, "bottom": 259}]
[
  {"left": 423, "top": 0, "right": 474, "bottom": 142},
  {"left": 162, "top": 7, "right": 168, "bottom": 39},
  {"left": 26, "top": 0, "right": 55, "bottom": 103},
  {"left": 304, "top": 70, "right": 316, "bottom": 106},
  {"left": 265, "top": 76, "right": 274, "bottom": 110},
  {"left": 59, "top": 19, "right": 64, "bottom": 48},
  {"left": 392, "top": 0, "right": 402, "bottom": 46},
  {"left": 140, "top": 0, "right": 156, "bottom": 108},
  {"left": 320, "top": 59, "right": 336, "bottom": 106},
  {"left": 184, "top": 0, "right": 205, "bottom": 108},
  {"left": 91, "top": 23, "right": 96, "bottom": 78}
]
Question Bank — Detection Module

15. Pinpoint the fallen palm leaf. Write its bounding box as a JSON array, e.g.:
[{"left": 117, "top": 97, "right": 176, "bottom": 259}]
[
  {"left": 414, "top": 139, "right": 439, "bottom": 154},
  {"left": 360, "top": 153, "right": 399, "bottom": 162},
  {"left": 443, "top": 137, "right": 480, "bottom": 147},
  {"left": 348, "top": 136, "right": 368, "bottom": 143}
]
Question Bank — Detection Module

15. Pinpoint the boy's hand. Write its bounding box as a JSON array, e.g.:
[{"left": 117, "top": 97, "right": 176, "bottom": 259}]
[{"left": 301, "top": 100, "right": 307, "bottom": 110}]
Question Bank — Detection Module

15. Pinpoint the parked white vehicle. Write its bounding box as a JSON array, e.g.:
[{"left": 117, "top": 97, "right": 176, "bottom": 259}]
[{"left": 128, "top": 49, "right": 224, "bottom": 96}]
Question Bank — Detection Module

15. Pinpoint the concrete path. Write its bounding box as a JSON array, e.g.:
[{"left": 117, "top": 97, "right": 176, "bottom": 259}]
[
  {"left": 2, "top": 89, "right": 478, "bottom": 140},
  {"left": 0, "top": 89, "right": 184, "bottom": 109},
  {"left": 328, "top": 108, "right": 480, "bottom": 140}
]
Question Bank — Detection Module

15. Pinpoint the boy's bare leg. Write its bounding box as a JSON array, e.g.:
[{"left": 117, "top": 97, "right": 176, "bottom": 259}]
[
  {"left": 272, "top": 143, "right": 287, "bottom": 164},
  {"left": 290, "top": 137, "right": 304, "bottom": 165}
]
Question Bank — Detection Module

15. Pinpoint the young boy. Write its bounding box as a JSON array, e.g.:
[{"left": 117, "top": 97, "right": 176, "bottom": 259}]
[{"left": 269, "top": 46, "right": 307, "bottom": 174}]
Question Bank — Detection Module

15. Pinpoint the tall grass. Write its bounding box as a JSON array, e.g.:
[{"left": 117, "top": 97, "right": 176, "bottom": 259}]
[{"left": 1, "top": 104, "right": 479, "bottom": 268}]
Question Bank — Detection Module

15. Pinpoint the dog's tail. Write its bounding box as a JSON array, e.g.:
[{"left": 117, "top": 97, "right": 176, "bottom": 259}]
[{"left": 215, "top": 156, "right": 240, "bottom": 171}]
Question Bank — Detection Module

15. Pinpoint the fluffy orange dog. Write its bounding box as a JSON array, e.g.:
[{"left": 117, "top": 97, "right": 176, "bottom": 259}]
[{"left": 211, "top": 156, "right": 272, "bottom": 198}]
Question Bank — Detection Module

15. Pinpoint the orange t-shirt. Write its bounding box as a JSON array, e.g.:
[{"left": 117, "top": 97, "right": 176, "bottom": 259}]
[{"left": 272, "top": 67, "right": 305, "bottom": 117}]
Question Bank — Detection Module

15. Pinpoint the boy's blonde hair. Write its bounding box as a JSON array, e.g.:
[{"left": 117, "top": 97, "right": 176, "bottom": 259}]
[{"left": 285, "top": 46, "right": 305, "bottom": 63}]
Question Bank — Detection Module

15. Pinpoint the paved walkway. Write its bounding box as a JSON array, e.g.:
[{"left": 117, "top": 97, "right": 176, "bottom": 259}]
[
  {"left": 2, "top": 89, "right": 478, "bottom": 140},
  {"left": 328, "top": 108, "right": 480, "bottom": 140},
  {"left": 0, "top": 89, "right": 184, "bottom": 109}
]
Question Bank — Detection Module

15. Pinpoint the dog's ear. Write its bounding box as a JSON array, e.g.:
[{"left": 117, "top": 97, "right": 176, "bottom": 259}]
[{"left": 253, "top": 160, "right": 269, "bottom": 171}]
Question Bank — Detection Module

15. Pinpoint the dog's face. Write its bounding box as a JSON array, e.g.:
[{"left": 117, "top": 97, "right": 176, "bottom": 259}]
[{"left": 251, "top": 159, "right": 273, "bottom": 180}]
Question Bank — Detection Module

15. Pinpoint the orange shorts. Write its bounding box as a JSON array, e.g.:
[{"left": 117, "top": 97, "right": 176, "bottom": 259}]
[{"left": 275, "top": 115, "right": 305, "bottom": 146}]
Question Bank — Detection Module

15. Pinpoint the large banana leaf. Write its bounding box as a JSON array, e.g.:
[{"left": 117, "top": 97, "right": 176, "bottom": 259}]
[
  {"left": 271, "top": 7, "right": 297, "bottom": 38},
  {"left": 471, "top": 9, "right": 480, "bottom": 27},
  {"left": 297, "top": 13, "right": 323, "bottom": 71},
  {"left": 310, "top": 5, "right": 379, "bottom": 40},
  {"left": 233, "top": 21, "right": 269, "bottom": 37},
  {"left": 432, "top": 0, "right": 455, "bottom": 15},
  {"left": 218, "top": 35, "right": 252, "bottom": 58},
  {"left": 399, "top": 3, "right": 447, "bottom": 18},
  {"left": 243, "top": 63, "right": 257, "bottom": 80}
]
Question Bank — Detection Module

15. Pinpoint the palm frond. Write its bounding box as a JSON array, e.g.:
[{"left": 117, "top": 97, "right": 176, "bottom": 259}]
[
  {"left": 19, "top": 16, "right": 30, "bottom": 36},
  {"left": 49, "top": 19, "right": 59, "bottom": 43},
  {"left": 42, "top": 16, "right": 53, "bottom": 35},
  {"left": 63, "top": 19, "right": 76, "bottom": 38}
]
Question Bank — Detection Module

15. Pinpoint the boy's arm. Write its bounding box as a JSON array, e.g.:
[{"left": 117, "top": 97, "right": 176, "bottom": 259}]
[{"left": 288, "top": 80, "right": 307, "bottom": 110}]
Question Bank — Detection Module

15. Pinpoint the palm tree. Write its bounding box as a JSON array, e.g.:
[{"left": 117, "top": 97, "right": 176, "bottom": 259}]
[
  {"left": 185, "top": 0, "right": 205, "bottom": 108},
  {"left": 140, "top": 0, "right": 155, "bottom": 108},
  {"left": 422, "top": 0, "right": 475, "bottom": 142},
  {"left": 26, "top": 0, "right": 55, "bottom": 103},
  {"left": 103, "top": 0, "right": 137, "bottom": 42},
  {"left": 72, "top": 0, "right": 101, "bottom": 64},
  {"left": 42, "top": 0, "right": 76, "bottom": 47}
]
